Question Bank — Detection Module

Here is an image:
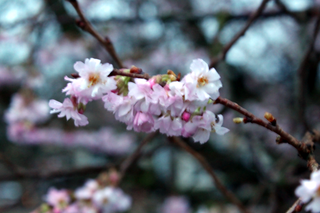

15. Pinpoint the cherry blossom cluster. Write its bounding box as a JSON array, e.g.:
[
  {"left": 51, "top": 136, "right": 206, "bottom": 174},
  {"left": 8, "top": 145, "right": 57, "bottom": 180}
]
[
  {"left": 5, "top": 93, "right": 134, "bottom": 155},
  {"left": 295, "top": 170, "right": 320, "bottom": 212},
  {"left": 50, "top": 58, "right": 229, "bottom": 143},
  {"left": 33, "top": 171, "right": 131, "bottom": 213}
]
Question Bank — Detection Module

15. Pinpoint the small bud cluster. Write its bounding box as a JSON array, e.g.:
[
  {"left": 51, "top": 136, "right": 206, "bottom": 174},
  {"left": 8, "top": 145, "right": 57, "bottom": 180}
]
[
  {"left": 49, "top": 58, "right": 229, "bottom": 144},
  {"left": 33, "top": 170, "right": 131, "bottom": 213}
]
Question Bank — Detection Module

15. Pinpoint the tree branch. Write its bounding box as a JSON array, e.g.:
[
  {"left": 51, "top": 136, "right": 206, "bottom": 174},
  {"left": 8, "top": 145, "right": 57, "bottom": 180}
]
[
  {"left": 118, "top": 132, "right": 158, "bottom": 182},
  {"left": 66, "top": 0, "right": 124, "bottom": 68},
  {"left": 209, "top": 0, "right": 271, "bottom": 68},
  {"left": 215, "top": 97, "right": 320, "bottom": 172},
  {"left": 171, "top": 137, "right": 251, "bottom": 213}
]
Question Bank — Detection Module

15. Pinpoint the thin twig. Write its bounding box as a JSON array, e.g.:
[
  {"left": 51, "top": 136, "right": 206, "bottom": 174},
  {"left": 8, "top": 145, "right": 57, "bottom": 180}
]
[
  {"left": 109, "top": 69, "right": 150, "bottom": 80},
  {"left": 286, "top": 198, "right": 303, "bottom": 213},
  {"left": 71, "top": 68, "right": 150, "bottom": 80},
  {"left": 171, "top": 137, "right": 251, "bottom": 213},
  {"left": 296, "top": 13, "right": 320, "bottom": 133},
  {"left": 274, "top": 0, "right": 299, "bottom": 22},
  {"left": 215, "top": 97, "right": 320, "bottom": 172},
  {"left": 66, "top": 0, "right": 124, "bottom": 68},
  {"left": 119, "top": 132, "right": 158, "bottom": 182},
  {"left": 209, "top": 0, "right": 271, "bottom": 68}
]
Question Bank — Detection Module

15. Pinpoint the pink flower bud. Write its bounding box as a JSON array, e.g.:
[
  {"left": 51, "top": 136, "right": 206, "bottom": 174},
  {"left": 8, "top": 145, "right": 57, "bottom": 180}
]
[{"left": 181, "top": 112, "right": 191, "bottom": 122}]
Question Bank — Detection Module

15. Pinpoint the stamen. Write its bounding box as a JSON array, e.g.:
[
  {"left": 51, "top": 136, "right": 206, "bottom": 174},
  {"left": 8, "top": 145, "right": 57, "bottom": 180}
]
[
  {"left": 88, "top": 73, "right": 100, "bottom": 87},
  {"left": 197, "top": 76, "right": 208, "bottom": 88}
]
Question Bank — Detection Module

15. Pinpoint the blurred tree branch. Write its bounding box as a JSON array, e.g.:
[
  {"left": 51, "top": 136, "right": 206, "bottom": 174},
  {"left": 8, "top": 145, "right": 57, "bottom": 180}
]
[
  {"left": 171, "top": 137, "right": 251, "bottom": 213},
  {"left": 215, "top": 97, "right": 320, "bottom": 172},
  {"left": 66, "top": 0, "right": 124, "bottom": 68},
  {"left": 209, "top": 0, "right": 271, "bottom": 68},
  {"left": 119, "top": 132, "right": 158, "bottom": 183}
]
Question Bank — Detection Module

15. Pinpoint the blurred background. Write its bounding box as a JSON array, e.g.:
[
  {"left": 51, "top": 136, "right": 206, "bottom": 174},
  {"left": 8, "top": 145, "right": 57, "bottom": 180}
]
[{"left": 0, "top": 0, "right": 320, "bottom": 212}]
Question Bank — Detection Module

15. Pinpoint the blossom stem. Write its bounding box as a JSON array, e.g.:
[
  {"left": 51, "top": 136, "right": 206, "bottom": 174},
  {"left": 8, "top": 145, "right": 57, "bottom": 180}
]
[{"left": 171, "top": 137, "right": 251, "bottom": 213}]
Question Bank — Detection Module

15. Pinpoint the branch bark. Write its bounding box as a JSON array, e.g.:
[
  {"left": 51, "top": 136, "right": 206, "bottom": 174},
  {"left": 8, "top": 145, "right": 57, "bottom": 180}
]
[
  {"left": 215, "top": 97, "right": 320, "bottom": 172},
  {"left": 66, "top": 0, "right": 124, "bottom": 68},
  {"left": 171, "top": 137, "right": 251, "bottom": 213},
  {"left": 119, "top": 132, "right": 158, "bottom": 182}
]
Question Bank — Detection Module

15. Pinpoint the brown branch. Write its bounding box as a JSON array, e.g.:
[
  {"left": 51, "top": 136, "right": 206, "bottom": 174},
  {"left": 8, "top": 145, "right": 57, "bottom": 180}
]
[
  {"left": 215, "top": 97, "right": 320, "bottom": 172},
  {"left": 66, "top": 0, "right": 124, "bottom": 68},
  {"left": 119, "top": 132, "right": 158, "bottom": 182},
  {"left": 296, "top": 13, "right": 320, "bottom": 133},
  {"left": 109, "top": 69, "right": 150, "bottom": 80},
  {"left": 274, "top": 0, "right": 300, "bottom": 22},
  {"left": 209, "top": 0, "right": 271, "bottom": 68},
  {"left": 171, "top": 137, "right": 251, "bottom": 213},
  {"left": 71, "top": 68, "right": 150, "bottom": 80}
]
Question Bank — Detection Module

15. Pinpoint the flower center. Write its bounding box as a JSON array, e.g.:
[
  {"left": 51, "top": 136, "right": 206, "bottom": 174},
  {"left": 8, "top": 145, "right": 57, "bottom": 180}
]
[
  {"left": 88, "top": 73, "right": 100, "bottom": 87},
  {"left": 197, "top": 76, "right": 208, "bottom": 88}
]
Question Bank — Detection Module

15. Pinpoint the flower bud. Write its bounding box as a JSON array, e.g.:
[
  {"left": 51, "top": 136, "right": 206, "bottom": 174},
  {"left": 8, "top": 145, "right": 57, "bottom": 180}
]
[
  {"left": 233, "top": 117, "right": 244, "bottom": 124},
  {"left": 264, "top": 112, "right": 276, "bottom": 125},
  {"left": 77, "top": 103, "right": 86, "bottom": 114},
  {"left": 181, "top": 112, "right": 191, "bottom": 122},
  {"left": 130, "top": 66, "right": 142, "bottom": 74}
]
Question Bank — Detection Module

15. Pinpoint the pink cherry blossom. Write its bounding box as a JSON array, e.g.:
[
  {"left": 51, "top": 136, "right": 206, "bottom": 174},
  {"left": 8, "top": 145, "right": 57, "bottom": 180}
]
[
  {"left": 49, "top": 98, "right": 88, "bottom": 127},
  {"left": 75, "top": 180, "right": 99, "bottom": 200},
  {"left": 44, "top": 188, "right": 70, "bottom": 209},
  {"left": 130, "top": 111, "right": 155, "bottom": 133}
]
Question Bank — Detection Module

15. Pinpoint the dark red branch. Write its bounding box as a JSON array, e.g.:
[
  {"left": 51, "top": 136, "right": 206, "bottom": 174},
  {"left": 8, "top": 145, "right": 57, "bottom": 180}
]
[
  {"left": 209, "top": 0, "right": 271, "bottom": 68},
  {"left": 109, "top": 69, "right": 150, "bottom": 80},
  {"left": 66, "top": 0, "right": 124, "bottom": 68},
  {"left": 215, "top": 96, "right": 320, "bottom": 172},
  {"left": 119, "top": 132, "right": 157, "bottom": 182}
]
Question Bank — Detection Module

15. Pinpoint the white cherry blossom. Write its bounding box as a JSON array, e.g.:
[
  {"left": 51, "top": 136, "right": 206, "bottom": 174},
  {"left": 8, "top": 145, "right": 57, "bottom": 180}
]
[
  {"left": 73, "top": 58, "right": 117, "bottom": 99},
  {"left": 295, "top": 170, "right": 320, "bottom": 212},
  {"left": 182, "top": 59, "right": 222, "bottom": 101}
]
